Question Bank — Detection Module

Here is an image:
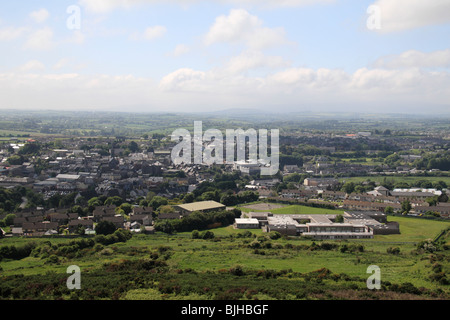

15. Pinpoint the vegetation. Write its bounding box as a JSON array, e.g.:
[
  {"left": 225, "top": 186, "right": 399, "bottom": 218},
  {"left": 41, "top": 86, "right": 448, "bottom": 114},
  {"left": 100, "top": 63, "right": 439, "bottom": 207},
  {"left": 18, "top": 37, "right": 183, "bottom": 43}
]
[{"left": 0, "top": 218, "right": 448, "bottom": 300}]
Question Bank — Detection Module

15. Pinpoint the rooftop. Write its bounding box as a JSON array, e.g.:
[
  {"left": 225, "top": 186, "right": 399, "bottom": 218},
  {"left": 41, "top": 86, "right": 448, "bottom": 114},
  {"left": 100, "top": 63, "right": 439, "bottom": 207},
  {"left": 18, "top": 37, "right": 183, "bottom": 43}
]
[{"left": 175, "top": 201, "right": 225, "bottom": 212}]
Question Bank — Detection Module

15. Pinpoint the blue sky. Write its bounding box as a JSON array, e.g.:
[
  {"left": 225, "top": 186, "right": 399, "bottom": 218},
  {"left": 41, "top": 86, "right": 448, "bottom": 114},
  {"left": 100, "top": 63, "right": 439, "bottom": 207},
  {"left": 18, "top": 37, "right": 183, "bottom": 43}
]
[{"left": 0, "top": 0, "right": 449, "bottom": 114}]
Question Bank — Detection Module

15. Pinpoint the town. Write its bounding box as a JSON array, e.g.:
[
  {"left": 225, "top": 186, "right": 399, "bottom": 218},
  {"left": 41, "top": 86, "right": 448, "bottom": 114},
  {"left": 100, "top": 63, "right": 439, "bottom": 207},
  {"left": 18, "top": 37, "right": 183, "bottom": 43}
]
[{"left": 0, "top": 111, "right": 448, "bottom": 239}]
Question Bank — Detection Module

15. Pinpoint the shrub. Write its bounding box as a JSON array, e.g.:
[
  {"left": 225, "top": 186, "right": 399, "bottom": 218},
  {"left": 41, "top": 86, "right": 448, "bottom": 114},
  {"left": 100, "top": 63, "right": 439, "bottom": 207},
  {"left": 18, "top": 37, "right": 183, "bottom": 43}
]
[
  {"left": 229, "top": 265, "right": 244, "bottom": 276},
  {"left": 268, "top": 231, "right": 281, "bottom": 240},
  {"left": 387, "top": 247, "right": 400, "bottom": 255},
  {"left": 201, "top": 231, "right": 215, "bottom": 239},
  {"left": 191, "top": 230, "right": 200, "bottom": 239}
]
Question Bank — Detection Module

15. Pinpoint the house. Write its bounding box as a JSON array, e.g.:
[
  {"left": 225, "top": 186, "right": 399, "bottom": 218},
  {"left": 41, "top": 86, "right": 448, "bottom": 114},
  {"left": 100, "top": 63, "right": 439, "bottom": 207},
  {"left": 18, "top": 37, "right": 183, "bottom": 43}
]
[
  {"left": 68, "top": 219, "right": 94, "bottom": 233},
  {"left": 130, "top": 214, "right": 152, "bottom": 226},
  {"left": 132, "top": 206, "right": 153, "bottom": 216},
  {"left": 414, "top": 205, "right": 450, "bottom": 217},
  {"left": 367, "top": 186, "right": 390, "bottom": 197},
  {"left": 49, "top": 213, "right": 71, "bottom": 225},
  {"left": 92, "top": 206, "right": 117, "bottom": 222},
  {"left": 102, "top": 216, "right": 125, "bottom": 228},
  {"left": 174, "top": 201, "right": 226, "bottom": 216},
  {"left": 56, "top": 174, "right": 81, "bottom": 182},
  {"left": 343, "top": 200, "right": 402, "bottom": 212},
  {"left": 11, "top": 227, "right": 23, "bottom": 237},
  {"left": 304, "top": 178, "right": 338, "bottom": 188},
  {"left": 22, "top": 221, "right": 59, "bottom": 235},
  {"left": 234, "top": 218, "right": 260, "bottom": 229},
  {"left": 280, "top": 189, "right": 302, "bottom": 199}
]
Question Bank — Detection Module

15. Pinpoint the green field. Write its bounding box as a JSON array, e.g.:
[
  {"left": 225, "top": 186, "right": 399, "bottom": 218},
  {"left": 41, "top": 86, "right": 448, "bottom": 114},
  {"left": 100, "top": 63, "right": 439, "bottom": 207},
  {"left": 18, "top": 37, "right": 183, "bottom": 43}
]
[
  {"left": 339, "top": 175, "right": 450, "bottom": 186},
  {"left": 0, "top": 215, "right": 449, "bottom": 300},
  {"left": 238, "top": 203, "right": 343, "bottom": 215}
]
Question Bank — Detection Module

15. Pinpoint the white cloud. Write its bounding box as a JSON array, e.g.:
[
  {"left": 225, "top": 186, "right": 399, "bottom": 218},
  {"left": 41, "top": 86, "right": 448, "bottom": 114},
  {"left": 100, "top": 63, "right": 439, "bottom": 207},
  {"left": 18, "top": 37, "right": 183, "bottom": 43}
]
[
  {"left": 371, "top": 0, "right": 450, "bottom": 32},
  {"left": 130, "top": 25, "right": 167, "bottom": 41},
  {"left": 143, "top": 25, "right": 166, "bottom": 40},
  {"left": 53, "top": 58, "right": 70, "bottom": 70},
  {"left": 172, "top": 44, "right": 190, "bottom": 57},
  {"left": 18, "top": 60, "right": 46, "bottom": 72},
  {"left": 157, "top": 62, "right": 450, "bottom": 113},
  {"left": 0, "top": 26, "right": 28, "bottom": 41},
  {"left": 67, "top": 30, "right": 86, "bottom": 44},
  {"left": 373, "top": 49, "right": 450, "bottom": 69},
  {"left": 29, "top": 9, "right": 50, "bottom": 24},
  {"left": 1, "top": 62, "right": 449, "bottom": 113},
  {"left": 204, "top": 9, "right": 291, "bottom": 49},
  {"left": 0, "top": 72, "right": 157, "bottom": 111},
  {"left": 24, "top": 27, "right": 54, "bottom": 51},
  {"left": 159, "top": 68, "right": 207, "bottom": 91},
  {"left": 223, "top": 50, "right": 290, "bottom": 74},
  {"left": 79, "top": 0, "right": 334, "bottom": 13}
]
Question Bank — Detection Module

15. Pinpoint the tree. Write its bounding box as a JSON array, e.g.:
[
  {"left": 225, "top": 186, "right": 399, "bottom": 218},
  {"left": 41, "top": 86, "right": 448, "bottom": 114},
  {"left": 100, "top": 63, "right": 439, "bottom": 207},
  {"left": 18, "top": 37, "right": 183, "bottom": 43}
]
[
  {"left": 335, "top": 215, "right": 344, "bottom": 223},
  {"left": 118, "top": 203, "right": 133, "bottom": 215},
  {"left": 128, "top": 141, "right": 140, "bottom": 153},
  {"left": 159, "top": 220, "right": 175, "bottom": 236},
  {"left": 104, "top": 196, "right": 123, "bottom": 207},
  {"left": 75, "top": 225, "right": 86, "bottom": 236},
  {"left": 183, "top": 193, "right": 195, "bottom": 204},
  {"left": 95, "top": 221, "right": 117, "bottom": 235},
  {"left": 159, "top": 205, "right": 175, "bottom": 214},
  {"left": 3, "top": 214, "right": 16, "bottom": 226},
  {"left": 88, "top": 197, "right": 103, "bottom": 208},
  {"left": 426, "top": 196, "right": 439, "bottom": 207},
  {"left": 401, "top": 200, "right": 411, "bottom": 214},
  {"left": 341, "top": 182, "right": 355, "bottom": 194},
  {"left": 384, "top": 206, "right": 394, "bottom": 214},
  {"left": 6, "top": 155, "right": 24, "bottom": 165},
  {"left": 438, "top": 192, "right": 448, "bottom": 203},
  {"left": 149, "top": 196, "right": 168, "bottom": 211}
]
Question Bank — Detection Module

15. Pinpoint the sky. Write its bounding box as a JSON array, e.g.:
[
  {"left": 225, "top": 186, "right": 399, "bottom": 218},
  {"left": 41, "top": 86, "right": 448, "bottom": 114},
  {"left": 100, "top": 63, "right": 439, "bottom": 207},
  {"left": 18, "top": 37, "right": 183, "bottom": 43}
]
[{"left": 0, "top": 0, "right": 449, "bottom": 114}]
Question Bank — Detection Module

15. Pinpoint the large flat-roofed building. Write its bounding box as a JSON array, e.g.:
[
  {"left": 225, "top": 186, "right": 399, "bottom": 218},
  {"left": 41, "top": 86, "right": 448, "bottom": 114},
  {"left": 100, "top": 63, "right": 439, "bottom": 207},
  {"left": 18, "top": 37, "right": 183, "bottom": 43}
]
[
  {"left": 234, "top": 218, "right": 260, "bottom": 229},
  {"left": 56, "top": 174, "right": 81, "bottom": 182},
  {"left": 174, "top": 201, "right": 226, "bottom": 215},
  {"left": 259, "top": 212, "right": 385, "bottom": 239},
  {"left": 302, "top": 223, "right": 372, "bottom": 240}
]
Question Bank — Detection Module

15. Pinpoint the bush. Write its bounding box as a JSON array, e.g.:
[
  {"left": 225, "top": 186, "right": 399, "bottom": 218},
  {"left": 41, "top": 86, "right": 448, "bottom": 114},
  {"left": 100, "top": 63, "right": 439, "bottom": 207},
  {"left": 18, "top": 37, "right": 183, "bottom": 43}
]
[
  {"left": 229, "top": 265, "right": 244, "bottom": 276},
  {"left": 201, "top": 231, "right": 215, "bottom": 239},
  {"left": 191, "top": 230, "right": 200, "bottom": 239},
  {"left": 95, "top": 221, "right": 117, "bottom": 235},
  {"left": 46, "top": 255, "right": 59, "bottom": 264},
  {"left": 387, "top": 247, "right": 401, "bottom": 255},
  {"left": 268, "top": 231, "right": 281, "bottom": 240}
]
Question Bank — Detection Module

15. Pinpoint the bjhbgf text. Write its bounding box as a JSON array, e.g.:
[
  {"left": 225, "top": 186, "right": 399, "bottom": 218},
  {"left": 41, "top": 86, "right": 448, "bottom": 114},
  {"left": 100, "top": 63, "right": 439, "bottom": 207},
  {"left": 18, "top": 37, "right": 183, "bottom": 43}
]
[
  {"left": 226, "top": 304, "right": 269, "bottom": 317},
  {"left": 181, "top": 304, "right": 269, "bottom": 317}
]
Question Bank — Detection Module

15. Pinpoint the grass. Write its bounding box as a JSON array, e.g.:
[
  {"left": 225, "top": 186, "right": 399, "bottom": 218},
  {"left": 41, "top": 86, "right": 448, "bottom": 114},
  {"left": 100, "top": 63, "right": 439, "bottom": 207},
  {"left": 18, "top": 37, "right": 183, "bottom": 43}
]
[
  {"left": 238, "top": 202, "right": 342, "bottom": 215},
  {"left": 270, "top": 205, "right": 344, "bottom": 215},
  {"left": 339, "top": 176, "right": 450, "bottom": 186},
  {"left": 371, "top": 216, "right": 450, "bottom": 243},
  {"left": 0, "top": 216, "right": 449, "bottom": 297}
]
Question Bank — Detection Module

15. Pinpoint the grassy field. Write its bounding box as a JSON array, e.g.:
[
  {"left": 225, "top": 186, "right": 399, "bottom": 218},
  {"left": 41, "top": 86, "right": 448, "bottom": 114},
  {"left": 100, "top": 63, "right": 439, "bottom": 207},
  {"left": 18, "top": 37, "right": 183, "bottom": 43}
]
[
  {"left": 339, "top": 176, "right": 450, "bottom": 186},
  {"left": 0, "top": 214, "right": 449, "bottom": 300},
  {"left": 238, "top": 203, "right": 343, "bottom": 215}
]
